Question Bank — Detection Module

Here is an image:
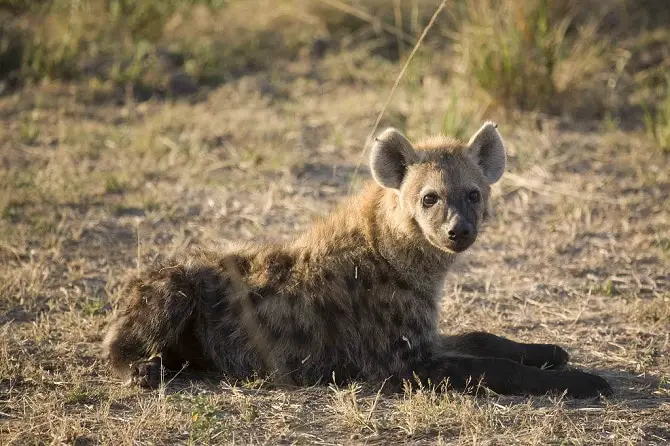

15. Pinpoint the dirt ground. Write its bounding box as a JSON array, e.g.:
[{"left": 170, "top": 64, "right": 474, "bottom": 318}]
[{"left": 1, "top": 2, "right": 669, "bottom": 445}]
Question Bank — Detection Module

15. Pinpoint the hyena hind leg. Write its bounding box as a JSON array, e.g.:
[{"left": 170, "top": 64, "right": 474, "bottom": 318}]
[
  {"left": 102, "top": 274, "right": 203, "bottom": 388},
  {"left": 103, "top": 314, "right": 178, "bottom": 388}
]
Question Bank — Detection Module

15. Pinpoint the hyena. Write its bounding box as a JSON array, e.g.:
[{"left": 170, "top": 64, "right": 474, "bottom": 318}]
[{"left": 103, "top": 122, "right": 612, "bottom": 398}]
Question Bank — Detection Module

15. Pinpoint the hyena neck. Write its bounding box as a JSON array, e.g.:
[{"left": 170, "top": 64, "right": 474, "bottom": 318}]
[
  {"left": 365, "top": 184, "right": 456, "bottom": 296},
  {"left": 293, "top": 183, "right": 456, "bottom": 300}
]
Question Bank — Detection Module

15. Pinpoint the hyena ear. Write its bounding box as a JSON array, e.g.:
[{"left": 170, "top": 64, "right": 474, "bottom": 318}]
[
  {"left": 467, "top": 121, "right": 506, "bottom": 184},
  {"left": 370, "top": 128, "right": 418, "bottom": 190}
]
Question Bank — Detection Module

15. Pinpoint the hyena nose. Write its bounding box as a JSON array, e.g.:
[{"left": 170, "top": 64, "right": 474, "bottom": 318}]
[{"left": 447, "top": 221, "right": 473, "bottom": 241}]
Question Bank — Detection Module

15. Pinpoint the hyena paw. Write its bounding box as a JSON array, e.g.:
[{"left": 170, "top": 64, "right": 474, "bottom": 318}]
[
  {"left": 564, "top": 370, "right": 613, "bottom": 398},
  {"left": 525, "top": 344, "right": 570, "bottom": 369},
  {"left": 128, "top": 356, "right": 164, "bottom": 388},
  {"left": 543, "top": 344, "right": 570, "bottom": 368}
]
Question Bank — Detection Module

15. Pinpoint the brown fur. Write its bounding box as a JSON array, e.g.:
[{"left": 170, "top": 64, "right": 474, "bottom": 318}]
[{"left": 103, "top": 123, "right": 612, "bottom": 398}]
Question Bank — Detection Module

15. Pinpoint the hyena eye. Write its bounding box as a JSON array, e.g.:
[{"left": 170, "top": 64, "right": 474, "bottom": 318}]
[
  {"left": 468, "top": 190, "right": 481, "bottom": 203},
  {"left": 422, "top": 193, "right": 439, "bottom": 208}
]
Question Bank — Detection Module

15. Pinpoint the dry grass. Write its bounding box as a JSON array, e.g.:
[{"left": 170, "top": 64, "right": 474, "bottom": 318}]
[
  {"left": 1, "top": 0, "right": 669, "bottom": 444},
  {"left": 452, "top": 0, "right": 610, "bottom": 113},
  {"left": 644, "top": 76, "right": 670, "bottom": 152}
]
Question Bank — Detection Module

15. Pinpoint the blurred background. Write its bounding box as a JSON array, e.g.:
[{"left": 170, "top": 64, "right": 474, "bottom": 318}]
[{"left": 1, "top": 0, "right": 669, "bottom": 136}]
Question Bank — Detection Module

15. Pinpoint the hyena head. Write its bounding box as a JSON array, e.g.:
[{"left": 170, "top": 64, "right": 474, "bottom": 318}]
[{"left": 370, "top": 122, "right": 506, "bottom": 254}]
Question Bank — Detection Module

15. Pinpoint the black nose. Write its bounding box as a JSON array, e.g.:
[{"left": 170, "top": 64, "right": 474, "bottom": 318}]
[{"left": 447, "top": 221, "right": 473, "bottom": 241}]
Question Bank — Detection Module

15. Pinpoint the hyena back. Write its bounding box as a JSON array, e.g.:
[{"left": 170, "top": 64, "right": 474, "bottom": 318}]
[{"left": 103, "top": 123, "right": 612, "bottom": 397}]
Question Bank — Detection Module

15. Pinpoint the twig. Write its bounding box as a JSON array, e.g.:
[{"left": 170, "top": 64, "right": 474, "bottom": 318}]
[
  {"left": 365, "top": 378, "right": 387, "bottom": 424},
  {"left": 317, "top": 0, "right": 416, "bottom": 45},
  {"left": 348, "top": 0, "right": 448, "bottom": 193},
  {"left": 136, "top": 221, "right": 142, "bottom": 274}
]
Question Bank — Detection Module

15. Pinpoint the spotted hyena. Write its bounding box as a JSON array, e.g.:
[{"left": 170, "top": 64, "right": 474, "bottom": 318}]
[{"left": 103, "top": 123, "right": 611, "bottom": 398}]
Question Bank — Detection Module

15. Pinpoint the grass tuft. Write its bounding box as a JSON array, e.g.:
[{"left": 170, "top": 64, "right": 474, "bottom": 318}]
[
  {"left": 644, "top": 77, "right": 670, "bottom": 152},
  {"left": 454, "top": 0, "right": 607, "bottom": 113}
]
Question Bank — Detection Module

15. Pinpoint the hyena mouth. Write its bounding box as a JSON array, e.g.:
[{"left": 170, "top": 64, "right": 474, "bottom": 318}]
[
  {"left": 426, "top": 235, "right": 475, "bottom": 254},
  {"left": 445, "top": 237, "right": 476, "bottom": 253}
]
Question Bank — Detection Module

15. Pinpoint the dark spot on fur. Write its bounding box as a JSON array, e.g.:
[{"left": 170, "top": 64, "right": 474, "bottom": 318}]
[
  {"left": 267, "top": 324, "right": 284, "bottom": 341},
  {"left": 394, "top": 278, "right": 411, "bottom": 290},
  {"left": 323, "top": 318, "right": 339, "bottom": 339},
  {"left": 414, "top": 288, "right": 432, "bottom": 303},
  {"left": 392, "top": 310, "right": 404, "bottom": 326},
  {"left": 313, "top": 300, "right": 328, "bottom": 318},
  {"left": 364, "top": 336, "right": 380, "bottom": 354},
  {"left": 405, "top": 317, "right": 421, "bottom": 334},
  {"left": 256, "top": 313, "right": 282, "bottom": 341},
  {"left": 345, "top": 275, "right": 358, "bottom": 292},
  {"left": 314, "top": 298, "right": 347, "bottom": 318},
  {"left": 378, "top": 269, "right": 390, "bottom": 284},
  {"left": 357, "top": 291, "right": 371, "bottom": 311},
  {"left": 164, "top": 318, "right": 206, "bottom": 369},
  {"left": 254, "top": 286, "right": 278, "bottom": 301},
  {"left": 292, "top": 326, "right": 311, "bottom": 345},
  {"left": 415, "top": 338, "right": 432, "bottom": 357},
  {"left": 250, "top": 290, "right": 264, "bottom": 306},
  {"left": 378, "top": 300, "right": 392, "bottom": 312},
  {"left": 285, "top": 293, "right": 300, "bottom": 306},
  {"left": 197, "top": 273, "right": 225, "bottom": 300},
  {"left": 267, "top": 252, "right": 295, "bottom": 275},
  {"left": 228, "top": 301, "right": 243, "bottom": 318},
  {"left": 351, "top": 307, "right": 362, "bottom": 323},
  {"left": 361, "top": 273, "right": 373, "bottom": 290},
  {"left": 138, "top": 284, "right": 154, "bottom": 303},
  {"left": 234, "top": 256, "right": 252, "bottom": 276},
  {"left": 314, "top": 301, "right": 346, "bottom": 343}
]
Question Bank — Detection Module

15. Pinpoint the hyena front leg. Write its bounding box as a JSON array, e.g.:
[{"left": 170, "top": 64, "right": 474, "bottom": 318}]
[
  {"left": 439, "top": 332, "right": 570, "bottom": 369},
  {"left": 409, "top": 354, "right": 612, "bottom": 398}
]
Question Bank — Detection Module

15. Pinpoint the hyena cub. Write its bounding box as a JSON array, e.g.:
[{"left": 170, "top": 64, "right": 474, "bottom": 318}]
[{"left": 103, "top": 122, "right": 612, "bottom": 398}]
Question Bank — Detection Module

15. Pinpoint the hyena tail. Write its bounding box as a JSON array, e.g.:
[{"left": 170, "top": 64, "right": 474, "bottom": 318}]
[{"left": 102, "top": 264, "right": 205, "bottom": 382}]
